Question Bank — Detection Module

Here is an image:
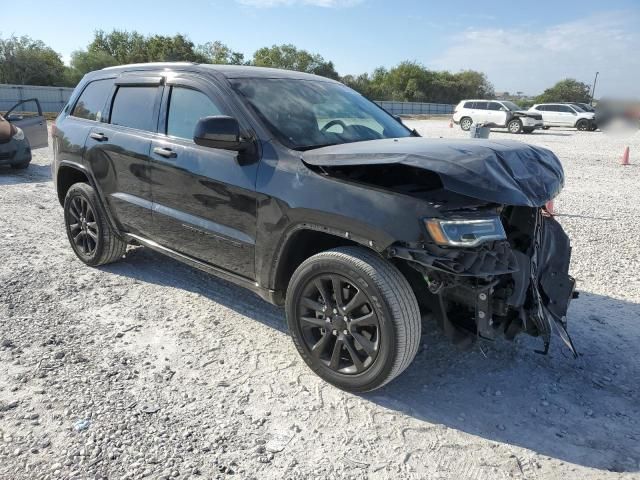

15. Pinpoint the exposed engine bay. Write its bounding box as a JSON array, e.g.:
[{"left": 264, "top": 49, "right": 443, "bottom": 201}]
[{"left": 302, "top": 138, "right": 577, "bottom": 355}]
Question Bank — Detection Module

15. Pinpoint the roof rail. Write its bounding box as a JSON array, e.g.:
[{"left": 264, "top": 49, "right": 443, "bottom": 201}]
[{"left": 101, "top": 62, "right": 199, "bottom": 71}]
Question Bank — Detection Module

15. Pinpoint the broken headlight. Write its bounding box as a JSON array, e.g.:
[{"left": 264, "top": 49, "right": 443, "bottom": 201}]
[{"left": 424, "top": 217, "right": 506, "bottom": 247}]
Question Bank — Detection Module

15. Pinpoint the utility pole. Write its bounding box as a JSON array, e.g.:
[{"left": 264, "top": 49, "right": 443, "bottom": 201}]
[{"left": 590, "top": 72, "right": 599, "bottom": 106}]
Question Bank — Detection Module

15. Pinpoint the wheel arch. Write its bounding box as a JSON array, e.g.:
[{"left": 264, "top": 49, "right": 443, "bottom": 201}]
[
  {"left": 56, "top": 161, "right": 124, "bottom": 240},
  {"left": 271, "top": 225, "right": 383, "bottom": 303},
  {"left": 56, "top": 163, "right": 91, "bottom": 205}
]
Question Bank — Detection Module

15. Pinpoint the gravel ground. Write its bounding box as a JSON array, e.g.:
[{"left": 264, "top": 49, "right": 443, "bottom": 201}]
[{"left": 1, "top": 120, "right": 639, "bottom": 480}]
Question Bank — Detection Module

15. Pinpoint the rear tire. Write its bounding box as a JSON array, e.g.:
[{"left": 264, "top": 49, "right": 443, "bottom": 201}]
[
  {"left": 459, "top": 117, "right": 472, "bottom": 131},
  {"left": 508, "top": 119, "right": 523, "bottom": 134},
  {"left": 64, "top": 183, "right": 127, "bottom": 267},
  {"left": 285, "top": 246, "right": 421, "bottom": 392}
]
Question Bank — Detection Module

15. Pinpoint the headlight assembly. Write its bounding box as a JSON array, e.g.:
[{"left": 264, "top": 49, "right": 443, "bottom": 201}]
[
  {"left": 424, "top": 217, "right": 506, "bottom": 247},
  {"left": 12, "top": 127, "right": 25, "bottom": 141}
]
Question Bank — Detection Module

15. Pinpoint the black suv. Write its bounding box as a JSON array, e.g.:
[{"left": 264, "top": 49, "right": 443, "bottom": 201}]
[{"left": 53, "top": 63, "right": 576, "bottom": 392}]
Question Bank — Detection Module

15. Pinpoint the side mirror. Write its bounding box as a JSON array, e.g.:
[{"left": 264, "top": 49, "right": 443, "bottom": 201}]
[
  {"left": 194, "top": 116, "right": 246, "bottom": 151},
  {"left": 393, "top": 115, "right": 404, "bottom": 124}
]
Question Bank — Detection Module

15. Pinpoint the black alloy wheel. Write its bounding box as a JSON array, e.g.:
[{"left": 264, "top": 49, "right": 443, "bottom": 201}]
[
  {"left": 296, "top": 273, "right": 381, "bottom": 374},
  {"left": 63, "top": 182, "right": 127, "bottom": 266},
  {"left": 67, "top": 195, "right": 99, "bottom": 257},
  {"left": 286, "top": 247, "right": 421, "bottom": 392}
]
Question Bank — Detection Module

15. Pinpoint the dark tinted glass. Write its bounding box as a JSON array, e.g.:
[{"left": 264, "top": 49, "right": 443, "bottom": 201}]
[
  {"left": 464, "top": 101, "right": 475, "bottom": 108},
  {"left": 536, "top": 105, "right": 547, "bottom": 111},
  {"left": 167, "top": 87, "right": 225, "bottom": 140},
  {"left": 71, "top": 79, "right": 114, "bottom": 121},
  {"left": 474, "top": 102, "right": 489, "bottom": 110},
  {"left": 557, "top": 105, "right": 572, "bottom": 113},
  {"left": 110, "top": 86, "right": 158, "bottom": 131},
  {"left": 546, "top": 105, "right": 561, "bottom": 112},
  {"left": 487, "top": 102, "right": 502, "bottom": 111},
  {"left": 232, "top": 78, "right": 411, "bottom": 150}
]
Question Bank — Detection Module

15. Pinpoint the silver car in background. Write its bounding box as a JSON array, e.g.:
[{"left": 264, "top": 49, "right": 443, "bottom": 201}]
[{"left": 528, "top": 103, "right": 596, "bottom": 131}]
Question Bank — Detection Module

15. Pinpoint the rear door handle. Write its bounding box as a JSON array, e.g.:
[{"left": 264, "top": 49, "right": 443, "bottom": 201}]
[
  {"left": 153, "top": 146, "right": 177, "bottom": 159},
  {"left": 90, "top": 132, "right": 108, "bottom": 141}
]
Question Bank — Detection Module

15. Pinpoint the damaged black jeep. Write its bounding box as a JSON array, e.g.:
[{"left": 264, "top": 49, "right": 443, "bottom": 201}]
[{"left": 53, "top": 64, "right": 576, "bottom": 392}]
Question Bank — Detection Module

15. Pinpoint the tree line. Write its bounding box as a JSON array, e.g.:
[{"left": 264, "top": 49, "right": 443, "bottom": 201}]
[{"left": 0, "top": 31, "right": 591, "bottom": 105}]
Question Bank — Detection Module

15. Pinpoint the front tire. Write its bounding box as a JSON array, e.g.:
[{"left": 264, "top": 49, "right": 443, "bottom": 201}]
[
  {"left": 459, "top": 117, "right": 472, "bottom": 131},
  {"left": 508, "top": 119, "right": 523, "bottom": 134},
  {"left": 285, "top": 246, "right": 421, "bottom": 392},
  {"left": 64, "top": 183, "right": 127, "bottom": 266}
]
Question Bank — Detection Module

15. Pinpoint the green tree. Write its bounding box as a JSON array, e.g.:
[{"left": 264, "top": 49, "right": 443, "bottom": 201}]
[
  {"left": 535, "top": 78, "right": 591, "bottom": 103},
  {"left": 87, "top": 30, "right": 207, "bottom": 64},
  {"left": 251, "top": 44, "right": 339, "bottom": 79},
  {"left": 197, "top": 41, "right": 245, "bottom": 65},
  {"left": 0, "top": 35, "right": 66, "bottom": 85}
]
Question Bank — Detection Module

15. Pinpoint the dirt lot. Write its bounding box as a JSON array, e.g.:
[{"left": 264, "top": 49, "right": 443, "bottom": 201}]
[{"left": 1, "top": 121, "right": 639, "bottom": 480}]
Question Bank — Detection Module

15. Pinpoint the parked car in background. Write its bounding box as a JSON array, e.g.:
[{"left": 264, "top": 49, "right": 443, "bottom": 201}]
[
  {"left": 528, "top": 103, "right": 595, "bottom": 131},
  {"left": 562, "top": 102, "right": 595, "bottom": 113},
  {"left": 452, "top": 100, "right": 543, "bottom": 134},
  {"left": 0, "top": 99, "right": 49, "bottom": 169}
]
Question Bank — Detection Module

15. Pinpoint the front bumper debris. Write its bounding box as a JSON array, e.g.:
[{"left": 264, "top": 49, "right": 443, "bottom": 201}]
[{"left": 390, "top": 208, "right": 577, "bottom": 355}]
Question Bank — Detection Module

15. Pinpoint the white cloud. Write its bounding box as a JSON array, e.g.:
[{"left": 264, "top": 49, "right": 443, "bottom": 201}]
[
  {"left": 430, "top": 12, "right": 640, "bottom": 98},
  {"left": 237, "top": 0, "right": 362, "bottom": 7}
]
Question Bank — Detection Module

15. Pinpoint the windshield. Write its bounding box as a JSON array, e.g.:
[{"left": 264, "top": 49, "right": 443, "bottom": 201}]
[
  {"left": 501, "top": 101, "right": 522, "bottom": 112},
  {"left": 231, "top": 78, "right": 412, "bottom": 150}
]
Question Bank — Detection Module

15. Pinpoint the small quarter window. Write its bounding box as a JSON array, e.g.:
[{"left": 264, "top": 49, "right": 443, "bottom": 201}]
[
  {"left": 110, "top": 86, "right": 158, "bottom": 131},
  {"left": 71, "top": 79, "right": 114, "bottom": 121}
]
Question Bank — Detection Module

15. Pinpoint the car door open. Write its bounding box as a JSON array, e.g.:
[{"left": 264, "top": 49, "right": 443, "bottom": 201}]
[{"left": 4, "top": 98, "right": 48, "bottom": 149}]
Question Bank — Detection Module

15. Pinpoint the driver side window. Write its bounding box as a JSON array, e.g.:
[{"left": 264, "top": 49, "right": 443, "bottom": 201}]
[{"left": 167, "top": 87, "right": 225, "bottom": 140}]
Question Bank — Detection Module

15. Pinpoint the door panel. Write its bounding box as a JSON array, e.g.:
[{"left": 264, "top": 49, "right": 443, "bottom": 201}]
[
  {"left": 149, "top": 137, "right": 259, "bottom": 278},
  {"left": 6, "top": 99, "right": 48, "bottom": 149},
  {"left": 148, "top": 79, "right": 259, "bottom": 279},
  {"left": 84, "top": 125, "right": 155, "bottom": 236}
]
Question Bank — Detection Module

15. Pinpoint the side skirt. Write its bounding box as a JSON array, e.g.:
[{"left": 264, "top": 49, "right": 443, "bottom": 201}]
[{"left": 125, "top": 233, "right": 280, "bottom": 305}]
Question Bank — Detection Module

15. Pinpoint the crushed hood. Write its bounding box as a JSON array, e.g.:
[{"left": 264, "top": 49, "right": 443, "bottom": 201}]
[{"left": 302, "top": 137, "right": 564, "bottom": 207}]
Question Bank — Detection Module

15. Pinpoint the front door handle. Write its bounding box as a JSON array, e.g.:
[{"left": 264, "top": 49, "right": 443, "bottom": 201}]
[
  {"left": 90, "top": 132, "right": 108, "bottom": 142},
  {"left": 153, "top": 147, "right": 177, "bottom": 159}
]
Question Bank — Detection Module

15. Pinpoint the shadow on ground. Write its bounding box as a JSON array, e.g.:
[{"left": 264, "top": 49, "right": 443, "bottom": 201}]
[
  {"left": 103, "top": 246, "right": 640, "bottom": 473},
  {"left": 0, "top": 163, "right": 51, "bottom": 186}
]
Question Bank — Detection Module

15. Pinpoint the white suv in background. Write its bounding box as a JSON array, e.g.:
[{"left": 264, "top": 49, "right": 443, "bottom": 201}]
[
  {"left": 452, "top": 99, "right": 544, "bottom": 134},
  {"left": 528, "top": 103, "right": 595, "bottom": 131}
]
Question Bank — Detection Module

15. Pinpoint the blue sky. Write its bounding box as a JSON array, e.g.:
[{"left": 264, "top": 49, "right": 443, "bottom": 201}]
[{"left": 3, "top": 0, "right": 639, "bottom": 96}]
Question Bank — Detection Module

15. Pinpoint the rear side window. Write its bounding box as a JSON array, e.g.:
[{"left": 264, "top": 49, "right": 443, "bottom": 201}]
[
  {"left": 536, "top": 105, "right": 547, "bottom": 111},
  {"left": 474, "top": 102, "right": 488, "bottom": 110},
  {"left": 71, "top": 79, "right": 114, "bottom": 121},
  {"left": 546, "top": 105, "right": 561, "bottom": 112},
  {"left": 167, "top": 87, "right": 225, "bottom": 140},
  {"left": 110, "top": 86, "right": 158, "bottom": 131}
]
